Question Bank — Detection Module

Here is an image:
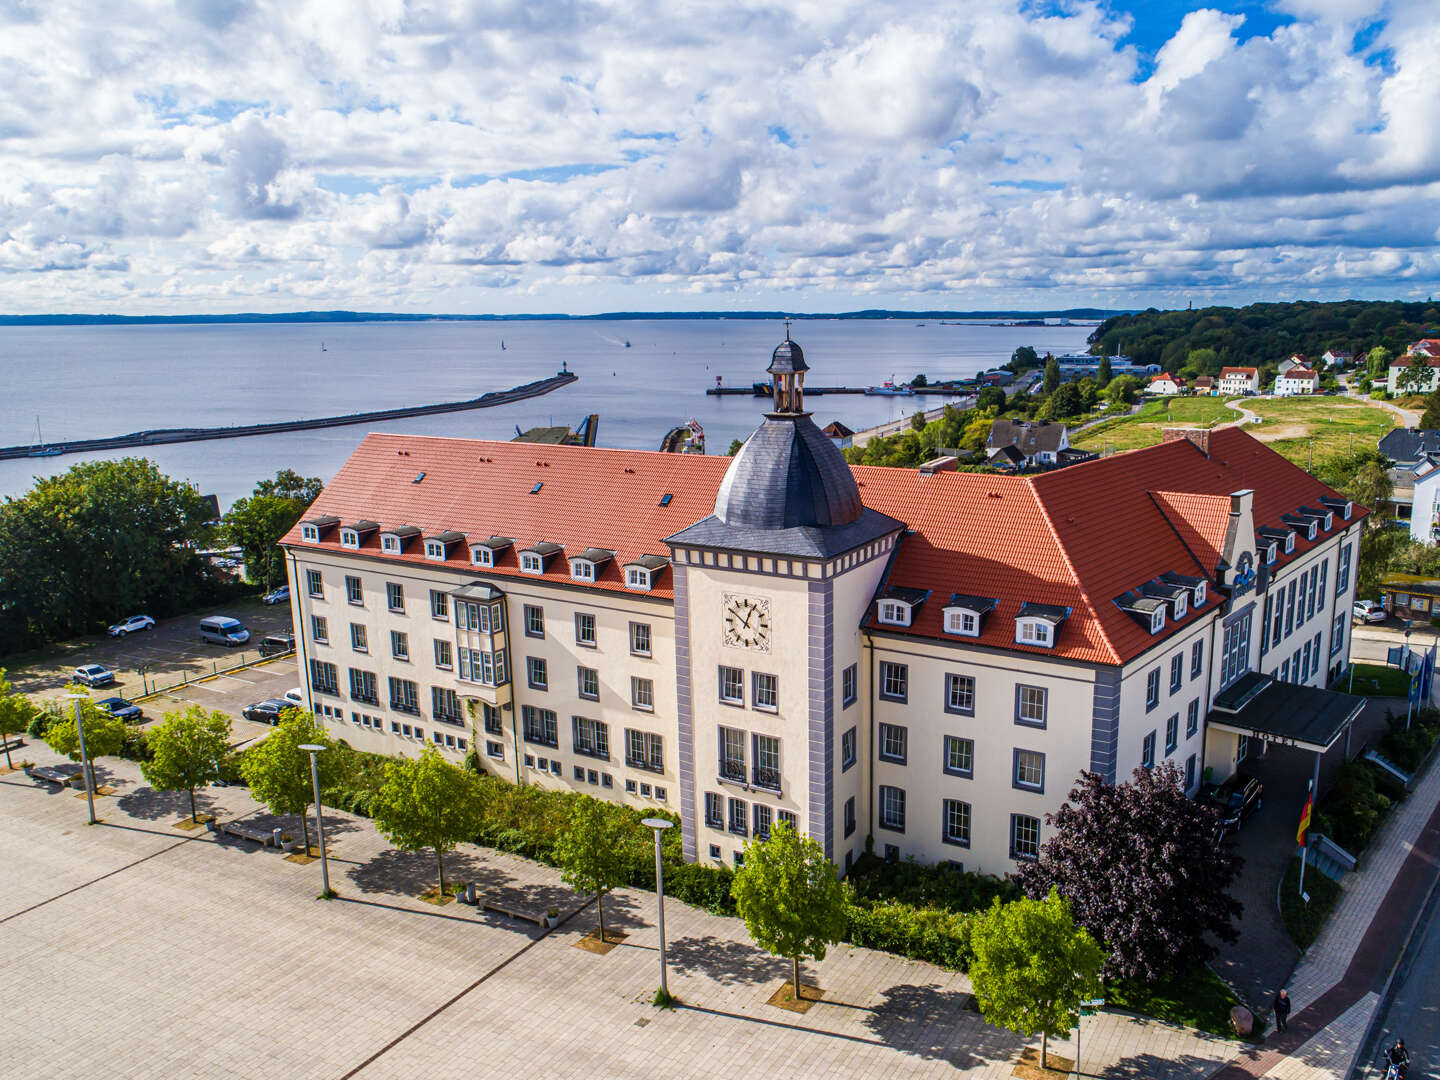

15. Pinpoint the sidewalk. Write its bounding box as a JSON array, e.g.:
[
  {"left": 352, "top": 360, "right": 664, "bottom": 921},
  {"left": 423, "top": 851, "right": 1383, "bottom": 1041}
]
[{"left": 1209, "top": 740, "right": 1440, "bottom": 1080}]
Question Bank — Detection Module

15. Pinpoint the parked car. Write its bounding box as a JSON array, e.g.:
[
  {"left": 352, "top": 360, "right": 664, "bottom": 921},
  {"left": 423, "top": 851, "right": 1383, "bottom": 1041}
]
[
  {"left": 199, "top": 616, "right": 250, "bottom": 646},
  {"left": 260, "top": 586, "right": 290, "bottom": 605},
  {"left": 257, "top": 632, "right": 295, "bottom": 658},
  {"left": 1202, "top": 772, "right": 1264, "bottom": 834},
  {"left": 241, "top": 699, "right": 293, "bottom": 725},
  {"left": 73, "top": 663, "right": 116, "bottom": 688},
  {"left": 107, "top": 614, "right": 155, "bottom": 637},
  {"left": 1353, "top": 599, "right": 1386, "bottom": 624},
  {"left": 96, "top": 696, "right": 143, "bottom": 722},
  {"left": 284, "top": 687, "right": 305, "bottom": 707}
]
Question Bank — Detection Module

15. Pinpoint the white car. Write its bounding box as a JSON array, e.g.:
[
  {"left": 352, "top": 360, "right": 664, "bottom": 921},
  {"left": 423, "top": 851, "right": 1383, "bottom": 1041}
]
[
  {"left": 1353, "top": 600, "right": 1386, "bottom": 624},
  {"left": 284, "top": 687, "right": 305, "bottom": 707},
  {"left": 260, "top": 586, "right": 290, "bottom": 605},
  {"left": 73, "top": 663, "right": 117, "bottom": 688},
  {"left": 107, "top": 614, "right": 155, "bottom": 637}
]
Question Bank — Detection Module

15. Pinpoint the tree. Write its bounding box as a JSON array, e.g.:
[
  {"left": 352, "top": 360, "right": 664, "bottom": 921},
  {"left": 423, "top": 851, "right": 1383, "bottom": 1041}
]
[
  {"left": 371, "top": 744, "right": 487, "bottom": 898},
  {"left": 140, "top": 705, "right": 232, "bottom": 821},
  {"left": 1105, "top": 375, "right": 1141, "bottom": 405},
  {"left": 1368, "top": 345, "right": 1393, "bottom": 375},
  {"left": 554, "top": 796, "right": 640, "bottom": 942},
  {"left": 911, "top": 373, "right": 928, "bottom": 388},
  {"left": 0, "top": 458, "right": 215, "bottom": 648},
  {"left": 1420, "top": 391, "right": 1440, "bottom": 430},
  {"left": 1096, "top": 354, "right": 1112, "bottom": 387},
  {"left": 240, "top": 707, "right": 337, "bottom": 851},
  {"left": 1016, "top": 763, "right": 1242, "bottom": 982},
  {"left": 0, "top": 669, "right": 40, "bottom": 770},
  {"left": 42, "top": 694, "right": 126, "bottom": 792},
  {"left": 1010, "top": 345, "right": 1039, "bottom": 371},
  {"left": 1041, "top": 383, "right": 1083, "bottom": 420},
  {"left": 727, "top": 438, "right": 744, "bottom": 456},
  {"left": 1396, "top": 355, "right": 1430, "bottom": 396},
  {"left": 1318, "top": 449, "right": 1396, "bottom": 596},
  {"left": 909, "top": 409, "right": 927, "bottom": 432},
  {"left": 1042, "top": 355, "right": 1060, "bottom": 394},
  {"left": 975, "top": 386, "right": 1006, "bottom": 412},
  {"left": 731, "top": 822, "right": 848, "bottom": 1001},
  {"left": 221, "top": 469, "right": 323, "bottom": 590},
  {"left": 969, "top": 889, "right": 1104, "bottom": 1070}
]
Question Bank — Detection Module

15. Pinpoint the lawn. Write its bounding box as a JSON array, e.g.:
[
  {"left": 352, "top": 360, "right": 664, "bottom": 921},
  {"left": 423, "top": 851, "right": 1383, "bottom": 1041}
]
[
  {"left": 1246, "top": 397, "right": 1399, "bottom": 469},
  {"left": 1279, "top": 856, "right": 1343, "bottom": 950},
  {"left": 1073, "top": 396, "right": 1242, "bottom": 453},
  {"left": 1347, "top": 662, "right": 1412, "bottom": 697},
  {"left": 1106, "top": 965, "right": 1245, "bottom": 1038}
]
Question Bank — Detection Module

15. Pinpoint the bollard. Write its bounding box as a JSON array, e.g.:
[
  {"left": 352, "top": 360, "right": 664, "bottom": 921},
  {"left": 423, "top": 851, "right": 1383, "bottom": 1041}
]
[
  {"left": 272, "top": 827, "right": 283, "bottom": 848},
  {"left": 465, "top": 882, "right": 477, "bottom": 905}
]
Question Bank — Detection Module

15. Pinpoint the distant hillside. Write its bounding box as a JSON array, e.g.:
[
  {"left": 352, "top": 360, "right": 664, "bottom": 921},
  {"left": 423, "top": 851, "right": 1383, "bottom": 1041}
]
[
  {"left": 0, "top": 307, "right": 1124, "bottom": 327},
  {"left": 1088, "top": 300, "right": 1440, "bottom": 375}
]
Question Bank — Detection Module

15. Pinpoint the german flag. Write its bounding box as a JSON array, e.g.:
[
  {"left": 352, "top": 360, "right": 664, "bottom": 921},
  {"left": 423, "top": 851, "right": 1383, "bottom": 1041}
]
[{"left": 1296, "top": 793, "right": 1313, "bottom": 847}]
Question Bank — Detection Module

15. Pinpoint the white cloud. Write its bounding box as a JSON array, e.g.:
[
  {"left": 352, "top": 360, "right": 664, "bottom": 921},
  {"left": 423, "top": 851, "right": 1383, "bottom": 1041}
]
[{"left": 0, "top": 0, "right": 1436, "bottom": 313}]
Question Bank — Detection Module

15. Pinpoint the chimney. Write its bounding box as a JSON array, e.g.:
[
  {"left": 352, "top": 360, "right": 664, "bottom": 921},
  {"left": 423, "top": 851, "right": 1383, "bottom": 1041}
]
[
  {"left": 1162, "top": 428, "right": 1211, "bottom": 457},
  {"left": 918, "top": 456, "right": 958, "bottom": 477}
]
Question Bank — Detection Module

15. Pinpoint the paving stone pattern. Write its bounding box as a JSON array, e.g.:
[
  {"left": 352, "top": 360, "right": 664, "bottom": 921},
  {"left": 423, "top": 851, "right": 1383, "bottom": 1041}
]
[{"left": 1, "top": 747, "right": 1236, "bottom": 1079}]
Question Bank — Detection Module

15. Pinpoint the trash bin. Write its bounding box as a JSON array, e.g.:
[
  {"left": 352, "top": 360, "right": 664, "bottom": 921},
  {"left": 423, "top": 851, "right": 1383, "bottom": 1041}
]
[
  {"left": 465, "top": 882, "right": 477, "bottom": 905},
  {"left": 272, "top": 827, "right": 284, "bottom": 848}
]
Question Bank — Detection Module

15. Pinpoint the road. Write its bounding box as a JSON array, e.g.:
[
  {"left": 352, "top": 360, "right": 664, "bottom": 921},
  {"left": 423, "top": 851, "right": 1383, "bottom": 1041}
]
[
  {"left": 1352, "top": 623, "right": 1440, "bottom": 668},
  {"left": 1361, "top": 879, "right": 1440, "bottom": 1078}
]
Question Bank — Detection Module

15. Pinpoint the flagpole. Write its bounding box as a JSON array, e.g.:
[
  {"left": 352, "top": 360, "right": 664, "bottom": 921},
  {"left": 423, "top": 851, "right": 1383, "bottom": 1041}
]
[{"left": 1297, "top": 776, "right": 1314, "bottom": 899}]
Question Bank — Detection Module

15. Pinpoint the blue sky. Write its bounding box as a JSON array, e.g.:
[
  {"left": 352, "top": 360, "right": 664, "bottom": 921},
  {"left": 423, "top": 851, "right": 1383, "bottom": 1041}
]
[{"left": 0, "top": 0, "right": 1435, "bottom": 314}]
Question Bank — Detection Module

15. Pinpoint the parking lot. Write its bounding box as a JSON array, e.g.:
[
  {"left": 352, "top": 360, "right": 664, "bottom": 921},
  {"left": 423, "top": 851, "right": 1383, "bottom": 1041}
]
[{"left": 1, "top": 599, "right": 301, "bottom": 742}]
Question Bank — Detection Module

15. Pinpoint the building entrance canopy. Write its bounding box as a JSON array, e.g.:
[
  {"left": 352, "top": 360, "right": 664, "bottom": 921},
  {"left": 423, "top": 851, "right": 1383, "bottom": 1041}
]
[{"left": 1208, "top": 672, "right": 1365, "bottom": 753}]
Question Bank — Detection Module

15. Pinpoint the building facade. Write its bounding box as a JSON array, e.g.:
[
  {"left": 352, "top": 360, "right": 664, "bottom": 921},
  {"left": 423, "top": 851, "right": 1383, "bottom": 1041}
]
[
  {"left": 281, "top": 337, "right": 1365, "bottom": 876},
  {"left": 1218, "top": 367, "right": 1260, "bottom": 395},
  {"left": 1274, "top": 367, "right": 1320, "bottom": 396}
]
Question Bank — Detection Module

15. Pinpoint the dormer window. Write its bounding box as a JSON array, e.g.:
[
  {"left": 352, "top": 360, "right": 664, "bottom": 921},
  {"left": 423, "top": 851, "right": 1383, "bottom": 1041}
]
[
  {"left": 1323, "top": 513, "right": 1333, "bottom": 531},
  {"left": 301, "top": 524, "right": 319, "bottom": 542},
  {"left": 1194, "top": 582, "right": 1207, "bottom": 606},
  {"left": 1265, "top": 543, "right": 1277, "bottom": 564},
  {"left": 473, "top": 546, "right": 494, "bottom": 567},
  {"left": 425, "top": 540, "right": 446, "bottom": 560},
  {"left": 571, "top": 560, "right": 595, "bottom": 582},
  {"left": 878, "top": 601, "right": 911, "bottom": 626},
  {"left": 469, "top": 536, "right": 513, "bottom": 568},
  {"left": 1015, "top": 603, "right": 1068, "bottom": 647},
  {"left": 340, "top": 520, "right": 378, "bottom": 549},
  {"left": 1285, "top": 533, "right": 1295, "bottom": 553},
  {"left": 299, "top": 514, "right": 339, "bottom": 543},
  {"left": 1150, "top": 610, "right": 1165, "bottom": 633},
  {"left": 1307, "top": 521, "right": 1317, "bottom": 540},
  {"left": 1172, "top": 594, "right": 1187, "bottom": 619},
  {"left": 627, "top": 567, "right": 652, "bottom": 590},
  {"left": 340, "top": 528, "right": 359, "bottom": 549},
  {"left": 521, "top": 553, "right": 544, "bottom": 574},
  {"left": 624, "top": 555, "right": 668, "bottom": 593},
  {"left": 569, "top": 548, "right": 614, "bottom": 583},
  {"left": 942, "top": 595, "right": 996, "bottom": 638},
  {"left": 382, "top": 535, "right": 400, "bottom": 553},
  {"left": 1017, "top": 619, "right": 1052, "bottom": 646}
]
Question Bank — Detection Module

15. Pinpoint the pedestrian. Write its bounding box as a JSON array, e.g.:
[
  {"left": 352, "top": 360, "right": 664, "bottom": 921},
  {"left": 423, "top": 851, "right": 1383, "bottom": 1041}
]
[{"left": 1273, "top": 988, "right": 1290, "bottom": 1033}]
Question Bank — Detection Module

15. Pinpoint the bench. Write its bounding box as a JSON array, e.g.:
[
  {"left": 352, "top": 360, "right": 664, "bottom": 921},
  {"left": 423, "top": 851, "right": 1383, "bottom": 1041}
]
[
  {"left": 27, "top": 764, "right": 83, "bottom": 787},
  {"left": 221, "top": 821, "right": 292, "bottom": 849},
  {"left": 474, "top": 892, "right": 548, "bottom": 927}
]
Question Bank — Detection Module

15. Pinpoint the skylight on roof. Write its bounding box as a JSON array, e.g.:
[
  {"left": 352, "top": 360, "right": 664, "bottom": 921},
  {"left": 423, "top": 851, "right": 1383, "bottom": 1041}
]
[
  {"left": 413, "top": 472, "right": 426, "bottom": 484},
  {"left": 659, "top": 493, "right": 673, "bottom": 507},
  {"left": 530, "top": 482, "right": 543, "bottom": 494}
]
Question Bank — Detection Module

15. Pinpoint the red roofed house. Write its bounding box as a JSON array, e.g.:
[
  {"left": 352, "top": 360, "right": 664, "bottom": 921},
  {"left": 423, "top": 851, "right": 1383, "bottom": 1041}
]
[
  {"left": 1274, "top": 366, "right": 1320, "bottom": 396},
  {"left": 1147, "top": 372, "right": 1184, "bottom": 395},
  {"left": 282, "top": 334, "right": 1367, "bottom": 875},
  {"left": 1387, "top": 348, "right": 1440, "bottom": 395},
  {"left": 1218, "top": 367, "right": 1260, "bottom": 395},
  {"left": 1409, "top": 339, "right": 1440, "bottom": 358}
]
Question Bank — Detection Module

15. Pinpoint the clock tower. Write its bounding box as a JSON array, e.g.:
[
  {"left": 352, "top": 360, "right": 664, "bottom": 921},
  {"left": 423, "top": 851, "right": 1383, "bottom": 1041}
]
[{"left": 666, "top": 328, "right": 905, "bottom": 869}]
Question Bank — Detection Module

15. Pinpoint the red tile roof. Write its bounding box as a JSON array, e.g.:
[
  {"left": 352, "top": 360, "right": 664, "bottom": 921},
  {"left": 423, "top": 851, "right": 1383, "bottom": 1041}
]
[
  {"left": 1220, "top": 367, "right": 1258, "bottom": 378},
  {"left": 1282, "top": 367, "right": 1318, "bottom": 380},
  {"left": 286, "top": 428, "right": 1364, "bottom": 666}
]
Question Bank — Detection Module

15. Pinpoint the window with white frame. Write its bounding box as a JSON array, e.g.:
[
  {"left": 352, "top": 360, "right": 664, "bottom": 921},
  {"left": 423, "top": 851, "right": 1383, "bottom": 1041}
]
[
  {"left": 718, "top": 665, "right": 744, "bottom": 705},
  {"left": 1169, "top": 654, "right": 1183, "bottom": 693},
  {"left": 878, "top": 785, "right": 906, "bottom": 832},
  {"left": 1150, "top": 610, "right": 1165, "bottom": 634},
  {"left": 346, "top": 575, "right": 363, "bottom": 604},
  {"left": 389, "top": 677, "right": 419, "bottom": 714},
  {"left": 1013, "top": 749, "right": 1045, "bottom": 791},
  {"left": 524, "top": 605, "right": 544, "bottom": 637},
  {"left": 704, "top": 791, "right": 723, "bottom": 829},
  {"left": 521, "top": 705, "right": 558, "bottom": 747},
  {"left": 306, "top": 569, "right": 323, "bottom": 598},
  {"left": 386, "top": 582, "right": 404, "bottom": 612},
  {"left": 1187, "top": 698, "right": 1199, "bottom": 738},
  {"left": 878, "top": 722, "right": 907, "bottom": 764},
  {"left": 943, "top": 735, "right": 974, "bottom": 778},
  {"left": 728, "top": 797, "right": 748, "bottom": 835},
  {"left": 1220, "top": 611, "right": 1253, "bottom": 688},
  {"left": 944, "top": 608, "right": 979, "bottom": 637},
  {"left": 1010, "top": 813, "right": 1040, "bottom": 860},
  {"left": 1140, "top": 729, "right": 1158, "bottom": 767},
  {"left": 391, "top": 630, "right": 409, "bottom": 661},
  {"left": 434, "top": 639, "right": 452, "bottom": 669},
  {"left": 301, "top": 523, "right": 319, "bottom": 542},
  {"left": 309, "top": 659, "right": 338, "bottom": 695},
  {"left": 382, "top": 535, "right": 400, "bottom": 554},
  {"left": 458, "top": 648, "right": 506, "bottom": 686},
  {"left": 719, "top": 726, "right": 746, "bottom": 781},
  {"left": 630, "top": 622, "right": 651, "bottom": 656},
  {"left": 626, "top": 567, "right": 652, "bottom": 590},
  {"left": 945, "top": 673, "right": 975, "bottom": 714},
  {"left": 753, "top": 803, "right": 772, "bottom": 840},
  {"left": 471, "top": 545, "right": 493, "bottom": 566},
  {"left": 942, "top": 799, "right": 971, "bottom": 847},
  {"left": 520, "top": 552, "right": 543, "bottom": 574},
  {"left": 751, "top": 672, "right": 778, "bottom": 711},
  {"left": 840, "top": 726, "right": 856, "bottom": 770},
  {"left": 843, "top": 798, "right": 855, "bottom": 837},
  {"left": 1017, "top": 619, "right": 1053, "bottom": 646},
  {"left": 351, "top": 623, "right": 368, "bottom": 652},
  {"left": 482, "top": 703, "right": 502, "bottom": 735},
  {"left": 1191, "top": 639, "right": 1204, "bottom": 678},
  {"left": 626, "top": 729, "right": 663, "bottom": 771},
  {"left": 430, "top": 590, "right": 448, "bottom": 619},
  {"left": 527, "top": 656, "right": 547, "bottom": 690},
  {"left": 311, "top": 615, "right": 328, "bottom": 644},
  {"left": 349, "top": 668, "right": 378, "bottom": 704},
  {"left": 1165, "top": 714, "right": 1178, "bottom": 755},
  {"left": 1145, "top": 668, "right": 1160, "bottom": 709},
  {"left": 878, "top": 600, "right": 910, "bottom": 626},
  {"left": 340, "top": 528, "right": 359, "bottom": 549},
  {"left": 878, "top": 661, "right": 908, "bottom": 701},
  {"left": 752, "top": 734, "right": 780, "bottom": 790},
  {"left": 1332, "top": 611, "right": 1346, "bottom": 655},
  {"left": 570, "top": 559, "right": 595, "bottom": 582},
  {"left": 842, "top": 663, "right": 857, "bottom": 706},
  {"left": 425, "top": 539, "right": 446, "bottom": 560},
  {"left": 573, "top": 715, "right": 609, "bottom": 759},
  {"left": 631, "top": 676, "right": 654, "bottom": 711},
  {"left": 1337, "top": 544, "right": 1352, "bottom": 593},
  {"left": 1016, "top": 685, "right": 1047, "bottom": 728},
  {"left": 1195, "top": 582, "right": 1207, "bottom": 605},
  {"left": 577, "top": 666, "right": 599, "bottom": 700},
  {"left": 574, "top": 612, "right": 596, "bottom": 647}
]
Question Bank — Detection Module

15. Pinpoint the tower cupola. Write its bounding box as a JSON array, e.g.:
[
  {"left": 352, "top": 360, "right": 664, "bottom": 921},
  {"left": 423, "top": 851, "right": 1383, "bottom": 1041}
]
[{"left": 767, "top": 320, "right": 809, "bottom": 414}]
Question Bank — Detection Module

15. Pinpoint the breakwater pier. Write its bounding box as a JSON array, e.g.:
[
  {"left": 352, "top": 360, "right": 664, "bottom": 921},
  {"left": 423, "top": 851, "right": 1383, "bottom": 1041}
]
[{"left": 2, "top": 371, "right": 578, "bottom": 462}]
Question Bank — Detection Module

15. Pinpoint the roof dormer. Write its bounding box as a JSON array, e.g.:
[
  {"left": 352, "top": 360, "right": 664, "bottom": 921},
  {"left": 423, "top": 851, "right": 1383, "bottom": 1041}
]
[
  {"left": 942, "top": 594, "right": 997, "bottom": 638},
  {"left": 424, "top": 531, "right": 465, "bottom": 562},
  {"left": 1319, "top": 495, "right": 1353, "bottom": 521},
  {"left": 569, "top": 548, "right": 615, "bottom": 582},
  {"left": 624, "top": 554, "right": 669, "bottom": 592},
  {"left": 518, "top": 541, "right": 562, "bottom": 575},
  {"left": 1258, "top": 525, "right": 1295, "bottom": 555},
  {"left": 1116, "top": 590, "right": 1167, "bottom": 634},
  {"left": 339, "top": 520, "right": 379, "bottom": 549},
  {"left": 379, "top": 524, "right": 421, "bottom": 554},
  {"left": 1159, "top": 570, "right": 1207, "bottom": 608},
  {"left": 1015, "top": 602, "right": 1069, "bottom": 648},
  {"left": 1281, "top": 512, "right": 1318, "bottom": 542},
  {"left": 1140, "top": 580, "right": 1189, "bottom": 621},
  {"left": 469, "top": 536, "right": 514, "bottom": 567},
  {"left": 876, "top": 587, "right": 930, "bottom": 627},
  {"left": 1301, "top": 505, "right": 1334, "bottom": 532},
  {"left": 300, "top": 514, "right": 340, "bottom": 543}
]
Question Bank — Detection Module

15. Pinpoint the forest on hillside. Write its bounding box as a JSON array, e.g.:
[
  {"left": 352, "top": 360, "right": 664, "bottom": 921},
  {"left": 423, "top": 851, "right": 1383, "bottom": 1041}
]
[{"left": 1088, "top": 300, "right": 1440, "bottom": 376}]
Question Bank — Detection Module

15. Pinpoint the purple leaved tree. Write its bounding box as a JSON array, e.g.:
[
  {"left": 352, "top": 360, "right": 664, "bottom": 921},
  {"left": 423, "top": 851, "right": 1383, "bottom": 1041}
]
[{"left": 1016, "top": 761, "right": 1243, "bottom": 982}]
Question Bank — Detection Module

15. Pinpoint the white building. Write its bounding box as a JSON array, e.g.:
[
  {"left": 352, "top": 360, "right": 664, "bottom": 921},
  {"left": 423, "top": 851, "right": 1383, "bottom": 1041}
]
[
  {"left": 1147, "top": 373, "right": 1184, "bottom": 395},
  {"left": 1274, "top": 367, "right": 1320, "bottom": 397},
  {"left": 281, "top": 335, "right": 1367, "bottom": 876},
  {"left": 1388, "top": 346, "right": 1440, "bottom": 395},
  {"left": 1218, "top": 367, "right": 1260, "bottom": 395}
]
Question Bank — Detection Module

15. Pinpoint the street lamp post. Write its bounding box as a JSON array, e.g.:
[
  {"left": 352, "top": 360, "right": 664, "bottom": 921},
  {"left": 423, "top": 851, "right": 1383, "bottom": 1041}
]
[
  {"left": 299, "top": 743, "right": 331, "bottom": 896},
  {"left": 65, "top": 693, "right": 96, "bottom": 825},
  {"left": 642, "top": 818, "right": 674, "bottom": 1001}
]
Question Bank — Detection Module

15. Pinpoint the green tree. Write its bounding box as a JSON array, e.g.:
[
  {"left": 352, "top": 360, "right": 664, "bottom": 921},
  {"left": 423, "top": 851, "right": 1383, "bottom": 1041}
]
[
  {"left": 140, "top": 705, "right": 232, "bottom": 821},
  {"left": 1420, "top": 391, "right": 1440, "bottom": 430},
  {"left": 731, "top": 822, "right": 848, "bottom": 1002},
  {"left": 1096, "top": 354, "right": 1112, "bottom": 387},
  {"left": 1041, "top": 383, "right": 1083, "bottom": 420},
  {"left": 1105, "top": 375, "right": 1141, "bottom": 405},
  {"left": 1368, "top": 345, "right": 1393, "bottom": 375},
  {"left": 1317, "top": 450, "right": 1395, "bottom": 597},
  {"left": 1043, "top": 355, "right": 1060, "bottom": 394},
  {"left": 240, "top": 708, "right": 336, "bottom": 851},
  {"left": 727, "top": 438, "right": 744, "bottom": 456},
  {"left": 371, "top": 744, "right": 487, "bottom": 897},
  {"left": 911, "top": 373, "right": 928, "bottom": 388},
  {"left": 0, "top": 669, "right": 40, "bottom": 770},
  {"left": 909, "top": 409, "right": 927, "bottom": 432},
  {"left": 42, "top": 693, "right": 126, "bottom": 792},
  {"left": 221, "top": 469, "right": 323, "bottom": 590},
  {"left": 975, "top": 386, "right": 1006, "bottom": 412},
  {"left": 968, "top": 889, "right": 1105, "bottom": 1070},
  {"left": 554, "top": 796, "right": 640, "bottom": 942},
  {"left": 1396, "top": 355, "right": 1430, "bottom": 396},
  {"left": 0, "top": 458, "right": 215, "bottom": 648},
  {"left": 1010, "top": 345, "right": 1039, "bottom": 371}
]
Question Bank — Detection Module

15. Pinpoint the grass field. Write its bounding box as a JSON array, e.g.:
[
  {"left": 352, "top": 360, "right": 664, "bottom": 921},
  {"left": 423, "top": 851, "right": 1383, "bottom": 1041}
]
[{"left": 1074, "top": 394, "right": 1400, "bottom": 469}]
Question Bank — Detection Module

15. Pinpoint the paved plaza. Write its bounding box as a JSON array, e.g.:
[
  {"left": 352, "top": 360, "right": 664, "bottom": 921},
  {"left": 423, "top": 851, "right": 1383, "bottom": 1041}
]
[{"left": 0, "top": 745, "right": 1239, "bottom": 1080}]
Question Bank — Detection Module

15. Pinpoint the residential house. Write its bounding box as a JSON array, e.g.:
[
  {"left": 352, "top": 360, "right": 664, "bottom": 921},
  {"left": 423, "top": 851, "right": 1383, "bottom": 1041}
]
[
  {"left": 823, "top": 420, "right": 855, "bottom": 450},
  {"left": 1218, "top": 367, "right": 1260, "bottom": 395},
  {"left": 1379, "top": 429, "right": 1440, "bottom": 467},
  {"left": 1278, "top": 355, "right": 1310, "bottom": 377},
  {"left": 1274, "top": 367, "right": 1320, "bottom": 397},
  {"left": 281, "top": 334, "right": 1366, "bottom": 876},
  {"left": 1410, "top": 339, "right": 1440, "bottom": 358},
  {"left": 1387, "top": 354, "right": 1440, "bottom": 395},
  {"left": 1409, "top": 465, "right": 1440, "bottom": 545},
  {"left": 1192, "top": 376, "right": 1216, "bottom": 395},
  {"left": 985, "top": 419, "right": 1070, "bottom": 468},
  {"left": 1148, "top": 373, "right": 1184, "bottom": 395},
  {"left": 1322, "top": 350, "right": 1353, "bottom": 368}
]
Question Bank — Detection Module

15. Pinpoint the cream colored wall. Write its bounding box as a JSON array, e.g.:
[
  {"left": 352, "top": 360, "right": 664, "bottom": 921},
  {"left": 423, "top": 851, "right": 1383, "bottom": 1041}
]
[
  {"left": 286, "top": 547, "right": 678, "bottom": 812},
  {"left": 1115, "top": 616, "right": 1214, "bottom": 786},
  {"left": 867, "top": 633, "right": 1097, "bottom": 875}
]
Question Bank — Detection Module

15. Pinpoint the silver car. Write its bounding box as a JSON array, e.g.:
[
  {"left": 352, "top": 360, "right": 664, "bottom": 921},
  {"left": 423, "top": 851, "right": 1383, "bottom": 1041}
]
[{"left": 107, "top": 614, "right": 155, "bottom": 637}]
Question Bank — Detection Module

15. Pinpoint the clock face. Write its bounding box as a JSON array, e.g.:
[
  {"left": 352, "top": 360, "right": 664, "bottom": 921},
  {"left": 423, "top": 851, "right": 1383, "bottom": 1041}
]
[{"left": 722, "top": 593, "right": 772, "bottom": 651}]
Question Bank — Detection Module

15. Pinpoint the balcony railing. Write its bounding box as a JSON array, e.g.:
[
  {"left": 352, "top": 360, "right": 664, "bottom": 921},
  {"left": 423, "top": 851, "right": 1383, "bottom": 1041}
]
[
  {"left": 752, "top": 766, "right": 781, "bottom": 792},
  {"left": 720, "top": 758, "right": 746, "bottom": 783}
]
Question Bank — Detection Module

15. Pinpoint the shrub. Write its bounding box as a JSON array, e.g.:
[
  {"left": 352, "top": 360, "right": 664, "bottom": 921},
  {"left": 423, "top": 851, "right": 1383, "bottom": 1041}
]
[
  {"left": 844, "top": 899, "right": 975, "bottom": 970},
  {"left": 847, "top": 853, "right": 1018, "bottom": 913},
  {"left": 27, "top": 708, "right": 53, "bottom": 739},
  {"left": 118, "top": 727, "right": 151, "bottom": 763},
  {"left": 1320, "top": 761, "right": 1390, "bottom": 853}
]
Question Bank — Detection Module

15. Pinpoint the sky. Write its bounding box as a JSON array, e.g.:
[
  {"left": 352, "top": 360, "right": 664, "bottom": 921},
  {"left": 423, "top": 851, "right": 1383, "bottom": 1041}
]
[{"left": 0, "top": 0, "right": 1437, "bottom": 315}]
